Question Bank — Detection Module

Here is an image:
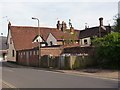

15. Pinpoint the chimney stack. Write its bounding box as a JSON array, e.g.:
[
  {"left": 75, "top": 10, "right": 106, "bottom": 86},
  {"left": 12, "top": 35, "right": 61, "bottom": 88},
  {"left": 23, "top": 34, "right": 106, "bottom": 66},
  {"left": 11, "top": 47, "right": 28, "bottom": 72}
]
[
  {"left": 56, "top": 20, "right": 61, "bottom": 30},
  {"left": 85, "top": 23, "right": 88, "bottom": 29},
  {"left": 70, "top": 25, "right": 74, "bottom": 34},
  {"left": 99, "top": 17, "right": 103, "bottom": 26},
  {"left": 8, "top": 21, "right": 11, "bottom": 30},
  {"left": 98, "top": 17, "right": 103, "bottom": 37},
  {"left": 61, "top": 21, "right": 67, "bottom": 32}
]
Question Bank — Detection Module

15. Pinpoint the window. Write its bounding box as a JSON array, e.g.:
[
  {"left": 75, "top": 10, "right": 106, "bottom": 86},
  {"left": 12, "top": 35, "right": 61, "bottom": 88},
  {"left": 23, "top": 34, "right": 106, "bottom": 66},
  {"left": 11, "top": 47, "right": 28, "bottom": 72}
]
[
  {"left": 84, "top": 39, "right": 88, "bottom": 45},
  {"left": 37, "top": 50, "right": 39, "bottom": 55},
  {"left": 30, "top": 51, "right": 32, "bottom": 56},
  {"left": 50, "top": 41, "right": 53, "bottom": 46},
  {"left": 12, "top": 50, "right": 15, "bottom": 57},
  {"left": 24, "top": 52, "right": 26, "bottom": 55},
  {"left": 34, "top": 51, "right": 36, "bottom": 55},
  {"left": 36, "top": 39, "right": 38, "bottom": 42},
  {"left": 21, "top": 52, "right": 23, "bottom": 58}
]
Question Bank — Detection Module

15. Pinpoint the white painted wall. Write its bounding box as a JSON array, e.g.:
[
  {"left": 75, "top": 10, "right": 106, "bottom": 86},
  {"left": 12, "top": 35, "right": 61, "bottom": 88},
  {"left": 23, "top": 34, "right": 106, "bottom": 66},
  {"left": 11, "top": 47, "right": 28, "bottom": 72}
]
[
  {"left": 7, "top": 29, "right": 16, "bottom": 62},
  {"left": 80, "top": 37, "right": 91, "bottom": 46},
  {"left": 33, "top": 36, "right": 46, "bottom": 47},
  {"left": 33, "top": 36, "right": 43, "bottom": 42},
  {"left": 46, "top": 33, "right": 57, "bottom": 46}
]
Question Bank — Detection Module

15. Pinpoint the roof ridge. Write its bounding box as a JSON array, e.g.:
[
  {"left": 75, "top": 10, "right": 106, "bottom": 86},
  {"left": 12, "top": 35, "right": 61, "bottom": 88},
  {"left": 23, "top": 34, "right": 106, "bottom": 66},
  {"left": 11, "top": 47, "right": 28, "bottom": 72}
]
[
  {"left": 81, "top": 25, "right": 110, "bottom": 31},
  {"left": 11, "top": 25, "right": 57, "bottom": 29}
]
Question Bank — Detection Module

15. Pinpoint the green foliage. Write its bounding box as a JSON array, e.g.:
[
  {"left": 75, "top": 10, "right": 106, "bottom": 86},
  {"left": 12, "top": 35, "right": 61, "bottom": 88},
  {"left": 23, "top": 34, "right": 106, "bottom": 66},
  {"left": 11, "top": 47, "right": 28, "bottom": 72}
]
[
  {"left": 93, "top": 32, "right": 120, "bottom": 47},
  {"left": 92, "top": 32, "right": 120, "bottom": 69}
]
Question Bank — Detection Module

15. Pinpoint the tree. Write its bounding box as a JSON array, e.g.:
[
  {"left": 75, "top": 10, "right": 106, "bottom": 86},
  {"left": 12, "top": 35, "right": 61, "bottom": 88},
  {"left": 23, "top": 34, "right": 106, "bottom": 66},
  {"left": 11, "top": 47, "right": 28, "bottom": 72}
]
[
  {"left": 92, "top": 32, "right": 120, "bottom": 69},
  {"left": 114, "top": 15, "right": 120, "bottom": 32}
]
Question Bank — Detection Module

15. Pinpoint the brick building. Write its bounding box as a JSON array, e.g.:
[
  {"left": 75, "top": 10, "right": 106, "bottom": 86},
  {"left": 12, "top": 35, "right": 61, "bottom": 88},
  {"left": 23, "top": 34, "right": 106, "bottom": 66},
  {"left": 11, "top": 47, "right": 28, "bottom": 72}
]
[
  {"left": 79, "top": 17, "right": 112, "bottom": 46},
  {"left": 7, "top": 17, "right": 112, "bottom": 66},
  {"left": 7, "top": 21, "right": 79, "bottom": 63}
]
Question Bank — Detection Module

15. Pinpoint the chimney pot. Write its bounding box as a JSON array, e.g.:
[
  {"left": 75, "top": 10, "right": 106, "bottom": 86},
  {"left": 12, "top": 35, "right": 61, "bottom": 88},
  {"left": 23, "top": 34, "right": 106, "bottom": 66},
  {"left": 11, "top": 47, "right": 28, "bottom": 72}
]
[
  {"left": 61, "top": 21, "right": 67, "bottom": 32},
  {"left": 99, "top": 17, "right": 103, "bottom": 26}
]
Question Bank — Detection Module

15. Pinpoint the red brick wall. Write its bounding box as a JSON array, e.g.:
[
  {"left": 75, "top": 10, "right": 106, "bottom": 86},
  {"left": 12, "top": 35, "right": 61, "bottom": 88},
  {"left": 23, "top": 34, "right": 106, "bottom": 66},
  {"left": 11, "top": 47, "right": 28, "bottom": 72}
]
[
  {"left": 41, "top": 47, "right": 62, "bottom": 56},
  {"left": 17, "top": 47, "right": 62, "bottom": 66},
  {"left": 17, "top": 49, "right": 39, "bottom": 67},
  {"left": 29, "top": 52, "right": 39, "bottom": 67}
]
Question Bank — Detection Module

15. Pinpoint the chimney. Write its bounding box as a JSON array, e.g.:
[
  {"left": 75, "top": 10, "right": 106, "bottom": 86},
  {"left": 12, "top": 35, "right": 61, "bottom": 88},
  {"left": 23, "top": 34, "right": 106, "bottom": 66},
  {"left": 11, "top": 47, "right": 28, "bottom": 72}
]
[
  {"left": 56, "top": 20, "right": 61, "bottom": 30},
  {"left": 70, "top": 25, "right": 74, "bottom": 34},
  {"left": 85, "top": 23, "right": 88, "bottom": 29},
  {"left": 99, "top": 17, "right": 103, "bottom": 26},
  {"left": 8, "top": 21, "right": 11, "bottom": 30},
  {"left": 98, "top": 17, "right": 104, "bottom": 37},
  {"left": 61, "top": 21, "right": 67, "bottom": 32}
]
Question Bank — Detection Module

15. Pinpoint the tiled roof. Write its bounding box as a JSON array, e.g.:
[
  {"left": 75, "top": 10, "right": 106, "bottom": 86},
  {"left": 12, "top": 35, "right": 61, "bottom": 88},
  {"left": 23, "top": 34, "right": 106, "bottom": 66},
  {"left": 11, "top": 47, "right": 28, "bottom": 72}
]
[
  {"left": 10, "top": 26, "right": 78, "bottom": 50},
  {"left": 79, "top": 26, "right": 111, "bottom": 39}
]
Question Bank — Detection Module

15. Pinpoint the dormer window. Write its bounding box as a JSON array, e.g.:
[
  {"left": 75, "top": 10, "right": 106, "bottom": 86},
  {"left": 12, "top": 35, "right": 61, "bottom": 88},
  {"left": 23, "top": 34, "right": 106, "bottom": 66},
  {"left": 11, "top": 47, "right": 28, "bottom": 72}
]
[
  {"left": 84, "top": 39, "right": 88, "bottom": 45},
  {"left": 10, "top": 38, "right": 12, "bottom": 44},
  {"left": 12, "top": 50, "right": 14, "bottom": 57}
]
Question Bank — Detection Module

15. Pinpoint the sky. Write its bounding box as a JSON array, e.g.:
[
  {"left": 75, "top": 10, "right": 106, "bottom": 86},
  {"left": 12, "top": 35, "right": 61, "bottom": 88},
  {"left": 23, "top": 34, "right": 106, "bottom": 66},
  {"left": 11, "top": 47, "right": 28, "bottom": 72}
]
[{"left": 0, "top": 0, "right": 119, "bottom": 36}]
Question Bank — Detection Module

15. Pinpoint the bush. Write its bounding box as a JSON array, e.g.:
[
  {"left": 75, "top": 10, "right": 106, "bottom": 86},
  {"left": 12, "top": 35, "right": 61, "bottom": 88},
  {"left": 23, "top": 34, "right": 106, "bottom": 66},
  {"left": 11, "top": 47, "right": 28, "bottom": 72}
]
[{"left": 93, "top": 32, "right": 120, "bottom": 69}]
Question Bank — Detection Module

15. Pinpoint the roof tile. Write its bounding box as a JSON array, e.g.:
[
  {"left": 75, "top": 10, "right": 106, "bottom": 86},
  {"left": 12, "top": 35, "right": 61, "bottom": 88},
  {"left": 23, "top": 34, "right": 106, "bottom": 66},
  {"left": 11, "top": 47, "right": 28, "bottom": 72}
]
[{"left": 10, "top": 26, "right": 79, "bottom": 50}]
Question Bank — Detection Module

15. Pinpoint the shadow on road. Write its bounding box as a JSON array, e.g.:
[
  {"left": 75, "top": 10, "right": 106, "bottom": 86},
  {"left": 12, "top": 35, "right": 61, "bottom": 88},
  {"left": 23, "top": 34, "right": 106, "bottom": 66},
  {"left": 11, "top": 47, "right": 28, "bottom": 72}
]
[
  {"left": 1, "top": 61, "right": 64, "bottom": 73},
  {"left": 2, "top": 61, "right": 34, "bottom": 68}
]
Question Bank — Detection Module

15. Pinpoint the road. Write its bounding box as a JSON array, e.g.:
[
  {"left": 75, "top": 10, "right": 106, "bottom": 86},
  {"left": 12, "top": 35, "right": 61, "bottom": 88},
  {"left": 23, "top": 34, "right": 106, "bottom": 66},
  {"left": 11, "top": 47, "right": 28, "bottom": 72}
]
[{"left": 1, "top": 61, "right": 119, "bottom": 88}]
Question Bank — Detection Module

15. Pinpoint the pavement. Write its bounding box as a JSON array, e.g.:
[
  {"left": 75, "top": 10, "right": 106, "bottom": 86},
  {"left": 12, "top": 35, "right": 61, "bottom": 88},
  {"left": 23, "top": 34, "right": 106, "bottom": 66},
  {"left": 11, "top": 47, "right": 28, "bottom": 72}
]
[{"left": 58, "top": 69, "right": 119, "bottom": 81}]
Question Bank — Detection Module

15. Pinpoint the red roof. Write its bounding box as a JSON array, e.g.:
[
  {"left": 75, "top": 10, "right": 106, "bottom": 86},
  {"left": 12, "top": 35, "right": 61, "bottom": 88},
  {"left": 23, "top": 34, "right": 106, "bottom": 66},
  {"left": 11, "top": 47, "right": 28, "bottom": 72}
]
[{"left": 10, "top": 26, "right": 78, "bottom": 50}]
